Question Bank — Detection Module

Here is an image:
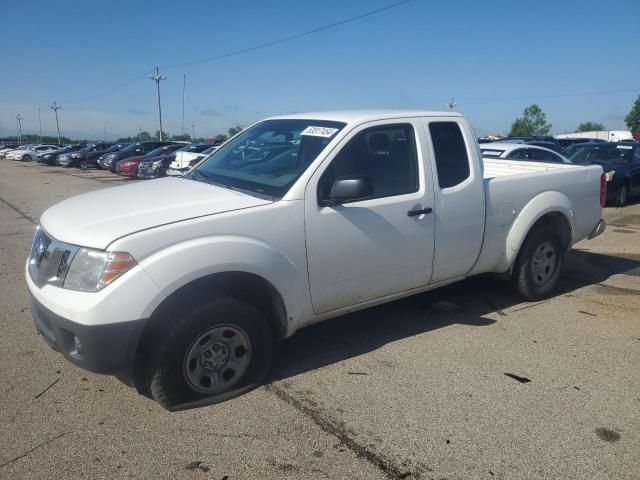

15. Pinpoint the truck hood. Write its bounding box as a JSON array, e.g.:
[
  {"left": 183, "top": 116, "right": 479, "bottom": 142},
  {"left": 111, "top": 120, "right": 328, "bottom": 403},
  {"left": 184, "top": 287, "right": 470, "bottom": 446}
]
[{"left": 40, "top": 177, "right": 272, "bottom": 249}]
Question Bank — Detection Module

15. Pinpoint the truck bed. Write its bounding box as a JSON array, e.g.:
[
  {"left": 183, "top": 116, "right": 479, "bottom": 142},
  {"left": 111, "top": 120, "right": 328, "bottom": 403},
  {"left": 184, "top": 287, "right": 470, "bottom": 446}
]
[{"left": 471, "top": 158, "right": 604, "bottom": 276}]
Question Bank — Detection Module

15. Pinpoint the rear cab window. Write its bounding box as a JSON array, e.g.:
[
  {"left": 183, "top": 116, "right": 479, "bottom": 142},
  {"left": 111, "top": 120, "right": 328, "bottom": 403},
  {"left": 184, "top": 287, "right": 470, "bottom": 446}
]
[{"left": 428, "top": 122, "right": 471, "bottom": 188}]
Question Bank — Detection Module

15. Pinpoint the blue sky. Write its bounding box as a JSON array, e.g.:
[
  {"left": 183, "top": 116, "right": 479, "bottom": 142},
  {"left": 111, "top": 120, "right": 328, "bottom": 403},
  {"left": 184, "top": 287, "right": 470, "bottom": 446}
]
[{"left": 1, "top": 0, "right": 638, "bottom": 140}]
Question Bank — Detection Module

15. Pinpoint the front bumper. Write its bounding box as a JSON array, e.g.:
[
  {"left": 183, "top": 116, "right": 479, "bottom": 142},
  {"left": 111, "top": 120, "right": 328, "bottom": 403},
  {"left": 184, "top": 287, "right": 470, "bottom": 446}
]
[
  {"left": 116, "top": 165, "right": 138, "bottom": 177},
  {"left": 29, "top": 292, "right": 147, "bottom": 385},
  {"left": 588, "top": 219, "right": 606, "bottom": 240}
]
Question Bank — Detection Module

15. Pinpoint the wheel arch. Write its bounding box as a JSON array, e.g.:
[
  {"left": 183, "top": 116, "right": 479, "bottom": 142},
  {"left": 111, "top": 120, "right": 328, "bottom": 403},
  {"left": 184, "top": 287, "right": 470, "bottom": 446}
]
[
  {"left": 505, "top": 191, "right": 575, "bottom": 272},
  {"left": 132, "top": 271, "right": 288, "bottom": 395}
]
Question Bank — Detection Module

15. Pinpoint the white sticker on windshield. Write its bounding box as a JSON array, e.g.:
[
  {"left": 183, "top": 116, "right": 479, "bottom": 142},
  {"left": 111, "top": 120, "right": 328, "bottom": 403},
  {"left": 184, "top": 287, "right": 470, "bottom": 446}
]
[{"left": 301, "top": 126, "right": 339, "bottom": 138}]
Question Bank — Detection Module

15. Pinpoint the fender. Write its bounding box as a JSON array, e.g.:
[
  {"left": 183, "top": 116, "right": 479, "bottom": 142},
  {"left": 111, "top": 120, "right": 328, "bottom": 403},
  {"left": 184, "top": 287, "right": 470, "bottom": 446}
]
[
  {"left": 135, "top": 235, "right": 308, "bottom": 324},
  {"left": 501, "top": 190, "right": 575, "bottom": 271}
]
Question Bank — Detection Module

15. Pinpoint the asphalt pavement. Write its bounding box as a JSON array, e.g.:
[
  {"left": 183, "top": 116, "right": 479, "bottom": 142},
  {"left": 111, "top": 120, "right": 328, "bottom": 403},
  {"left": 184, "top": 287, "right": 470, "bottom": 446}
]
[{"left": 0, "top": 160, "right": 638, "bottom": 479}]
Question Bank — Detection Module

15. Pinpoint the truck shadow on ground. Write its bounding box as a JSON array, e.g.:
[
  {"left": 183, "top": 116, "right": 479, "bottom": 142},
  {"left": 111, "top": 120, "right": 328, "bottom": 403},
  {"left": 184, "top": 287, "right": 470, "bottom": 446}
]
[{"left": 268, "top": 250, "right": 640, "bottom": 382}]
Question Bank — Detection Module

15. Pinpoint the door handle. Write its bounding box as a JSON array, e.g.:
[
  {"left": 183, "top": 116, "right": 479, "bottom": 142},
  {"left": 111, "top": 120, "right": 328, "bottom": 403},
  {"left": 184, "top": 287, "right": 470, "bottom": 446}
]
[{"left": 407, "top": 207, "right": 433, "bottom": 217}]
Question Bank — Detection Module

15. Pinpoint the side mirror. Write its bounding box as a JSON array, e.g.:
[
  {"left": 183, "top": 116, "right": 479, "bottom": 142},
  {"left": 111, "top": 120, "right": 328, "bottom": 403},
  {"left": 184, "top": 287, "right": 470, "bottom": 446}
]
[{"left": 322, "top": 176, "right": 373, "bottom": 206}]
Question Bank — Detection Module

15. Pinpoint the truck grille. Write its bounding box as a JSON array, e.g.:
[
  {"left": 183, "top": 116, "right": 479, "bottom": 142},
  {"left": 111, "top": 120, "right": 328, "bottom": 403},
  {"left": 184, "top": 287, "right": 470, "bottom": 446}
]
[{"left": 28, "top": 228, "right": 79, "bottom": 288}]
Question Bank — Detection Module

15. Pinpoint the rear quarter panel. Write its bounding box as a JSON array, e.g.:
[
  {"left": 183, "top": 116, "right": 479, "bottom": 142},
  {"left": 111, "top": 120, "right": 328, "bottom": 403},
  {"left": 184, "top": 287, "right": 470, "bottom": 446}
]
[{"left": 471, "top": 164, "right": 603, "bottom": 274}]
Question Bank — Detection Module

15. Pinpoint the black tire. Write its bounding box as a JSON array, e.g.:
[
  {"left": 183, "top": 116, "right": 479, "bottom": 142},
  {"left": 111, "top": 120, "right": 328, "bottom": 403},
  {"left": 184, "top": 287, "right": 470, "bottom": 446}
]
[
  {"left": 21, "top": 154, "right": 31, "bottom": 162},
  {"left": 511, "top": 228, "right": 564, "bottom": 301},
  {"left": 79, "top": 159, "right": 88, "bottom": 170},
  {"left": 148, "top": 296, "right": 273, "bottom": 410},
  {"left": 614, "top": 183, "right": 629, "bottom": 207}
]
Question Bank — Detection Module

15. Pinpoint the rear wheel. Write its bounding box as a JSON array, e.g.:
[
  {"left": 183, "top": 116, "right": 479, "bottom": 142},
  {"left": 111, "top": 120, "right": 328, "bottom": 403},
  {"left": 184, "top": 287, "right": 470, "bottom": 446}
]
[
  {"left": 511, "top": 228, "right": 563, "bottom": 301},
  {"left": 148, "top": 296, "right": 273, "bottom": 410},
  {"left": 79, "top": 159, "right": 88, "bottom": 170},
  {"left": 615, "top": 183, "right": 629, "bottom": 206},
  {"left": 21, "top": 154, "right": 31, "bottom": 161}
]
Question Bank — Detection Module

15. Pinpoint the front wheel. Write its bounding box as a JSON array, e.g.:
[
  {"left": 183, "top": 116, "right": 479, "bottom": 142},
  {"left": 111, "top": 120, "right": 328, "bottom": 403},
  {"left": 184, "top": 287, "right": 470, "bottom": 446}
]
[
  {"left": 148, "top": 296, "right": 273, "bottom": 410},
  {"left": 79, "top": 159, "right": 88, "bottom": 170},
  {"left": 21, "top": 154, "right": 31, "bottom": 161},
  {"left": 511, "top": 228, "right": 563, "bottom": 301}
]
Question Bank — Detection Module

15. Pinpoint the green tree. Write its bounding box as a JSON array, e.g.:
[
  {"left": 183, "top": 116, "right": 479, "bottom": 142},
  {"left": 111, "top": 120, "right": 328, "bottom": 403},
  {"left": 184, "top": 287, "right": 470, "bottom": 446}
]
[
  {"left": 625, "top": 95, "right": 640, "bottom": 133},
  {"left": 154, "top": 130, "right": 170, "bottom": 141},
  {"left": 214, "top": 134, "right": 228, "bottom": 143},
  {"left": 576, "top": 122, "right": 605, "bottom": 132},
  {"left": 139, "top": 131, "right": 153, "bottom": 141},
  {"left": 170, "top": 134, "right": 192, "bottom": 142},
  {"left": 508, "top": 104, "right": 552, "bottom": 136},
  {"left": 228, "top": 126, "right": 243, "bottom": 137}
]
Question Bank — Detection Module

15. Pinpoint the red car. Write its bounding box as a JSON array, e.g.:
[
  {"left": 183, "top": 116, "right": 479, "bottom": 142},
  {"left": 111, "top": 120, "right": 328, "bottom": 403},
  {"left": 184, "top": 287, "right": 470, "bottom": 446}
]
[{"left": 116, "top": 144, "right": 184, "bottom": 177}]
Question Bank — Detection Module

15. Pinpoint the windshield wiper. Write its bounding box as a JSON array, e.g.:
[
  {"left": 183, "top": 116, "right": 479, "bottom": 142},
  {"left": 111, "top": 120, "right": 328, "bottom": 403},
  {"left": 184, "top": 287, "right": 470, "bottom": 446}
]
[{"left": 188, "top": 170, "right": 273, "bottom": 200}]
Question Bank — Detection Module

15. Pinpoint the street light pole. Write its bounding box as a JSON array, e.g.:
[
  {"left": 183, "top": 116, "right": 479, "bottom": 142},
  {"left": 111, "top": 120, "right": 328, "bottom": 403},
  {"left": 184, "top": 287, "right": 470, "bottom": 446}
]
[
  {"left": 181, "top": 74, "right": 186, "bottom": 137},
  {"left": 16, "top": 114, "right": 23, "bottom": 143},
  {"left": 38, "top": 107, "right": 43, "bottom": 142},
  {"left": 149, "top": 67, "right": 167, "bottom": 141},
  {"left": 191, "top": 122, "right": 195, "bottom": 141},
  {"left": 50, "top": 101, "right": 62, "bottom": 145}
]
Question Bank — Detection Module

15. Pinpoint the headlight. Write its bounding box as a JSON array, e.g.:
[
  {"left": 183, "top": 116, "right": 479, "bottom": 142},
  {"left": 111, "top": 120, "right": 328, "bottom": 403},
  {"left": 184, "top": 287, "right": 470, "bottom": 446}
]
[
  {"left": 63, "top": 249, "right": 137, "bottom": 292},
  {"left": 71, "top": 153, "right": 81, "bottom": 158},
  {"left": 605, "top": 170, "right": 615, "bottom": 182}
]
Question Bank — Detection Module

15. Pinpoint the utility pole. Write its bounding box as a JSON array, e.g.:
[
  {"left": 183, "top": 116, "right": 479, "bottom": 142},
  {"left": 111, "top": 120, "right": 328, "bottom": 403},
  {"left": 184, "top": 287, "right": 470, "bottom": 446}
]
[
  {"left": 149, "top": 66, "right": 167, "bottom": 140},
  {"left": 0, "top": 121, "right": 3, "bottom": 140},
  {"left": 139, "top": 127, "right": 142, "bottom": 142},
  {"left": 191, "top": 122, "right": 195, "bottom": 141},
  {"left": 104, "top": 127, "right": 107, "bottom": 141},
  {"left": 181, "top": 74, "right": 186, "bottom": 136},
  {"left": 16, "top": 114, "right": 23, "bottom": 143},
  {"left": 50, "top": 101, "right": 62, "bottom": 145},
  {"left": 38, "top": 107, "right": 43, "bottom": 142},
  {"left": 447, "top": 98, "right": 457, "bottom": 111}
]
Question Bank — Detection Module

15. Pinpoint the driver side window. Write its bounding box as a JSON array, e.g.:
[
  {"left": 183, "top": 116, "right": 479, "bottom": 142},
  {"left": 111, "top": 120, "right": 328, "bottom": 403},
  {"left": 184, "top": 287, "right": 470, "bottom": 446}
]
[{"left": 318, "top": 124, "right": 418, "bottom": 202}]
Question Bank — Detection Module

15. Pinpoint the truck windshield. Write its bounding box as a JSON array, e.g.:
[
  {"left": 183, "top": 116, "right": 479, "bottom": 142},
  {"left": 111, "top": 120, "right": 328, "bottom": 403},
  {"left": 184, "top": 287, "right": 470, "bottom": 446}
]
[{"left": 190, "top": 119, "right": 346, "bottom": 197}]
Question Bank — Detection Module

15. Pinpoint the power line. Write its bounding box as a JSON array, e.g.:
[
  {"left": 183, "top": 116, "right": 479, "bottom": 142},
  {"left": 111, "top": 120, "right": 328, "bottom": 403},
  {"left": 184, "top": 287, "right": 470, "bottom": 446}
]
[
  {"left": 55, "top": 1, "right": 413, "bottom": 106},
  {"left": 161, "top": 0, "right": 414, "bottom": 70},
  {"left": 61, "top": 70, "right": 154, "bottom": 104}
]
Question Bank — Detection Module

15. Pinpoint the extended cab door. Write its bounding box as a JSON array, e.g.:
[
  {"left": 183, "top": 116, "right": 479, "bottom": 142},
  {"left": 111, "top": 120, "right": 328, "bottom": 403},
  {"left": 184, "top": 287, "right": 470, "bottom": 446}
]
[
  {"left": 304, "top": 120, "right": 435, "bottom": 314},
  {"left": 421, "top": 118, "right": 485, "bottom": 283}
]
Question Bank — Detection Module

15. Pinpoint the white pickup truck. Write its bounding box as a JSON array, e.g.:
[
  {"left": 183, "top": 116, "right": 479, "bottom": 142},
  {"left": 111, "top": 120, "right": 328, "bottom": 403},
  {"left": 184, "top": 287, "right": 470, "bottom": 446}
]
[{"left": 26, "top": 110, "right": 606, "bottom": 410}]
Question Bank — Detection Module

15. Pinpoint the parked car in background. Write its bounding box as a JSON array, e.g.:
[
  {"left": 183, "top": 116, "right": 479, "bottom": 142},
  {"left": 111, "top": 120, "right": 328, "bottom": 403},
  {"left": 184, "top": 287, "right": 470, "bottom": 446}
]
[
  {"left": 480, "top": 143, "right": 571, "bottom": 163},
  {"left": 38, "top": 144, "right": 86, "bottom": 165},
  {"left": 556, "top": 137, "right": 605, "bottom": 150},
  {"left": 115, "top": 144, "right": 185, "bottom": 177},
  {"left": 5, "top": 145, "right": 34, "bottom": 160},
  {"left": 0, "top": 144, "right": 20, "bottom": 157},
  {"left": 8, "top": 144, "right": 60, "bottom": 161},
  {"left": 99, "top": 141, "right": 180, "bottom": 172},
  {"left": 91, "top": 143, "right": 131, "bottom": 169},
  {"left": 490, "top": 138, "right": 563, "bottom": 153},
  {"left": 167, "top": 142, "right": 220, "bottom": 176},
  {"left": 58, "top": 142, "right": 114, "bottom": 167},
  {"left": 561, "top": 142, "right": 606, "bottom": 159},
  {"left": 568, "top": 141, "right": 640, "bottom": 205},
  {"left": 137, "top": 153, "right": 179, "bottom": 179}
]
